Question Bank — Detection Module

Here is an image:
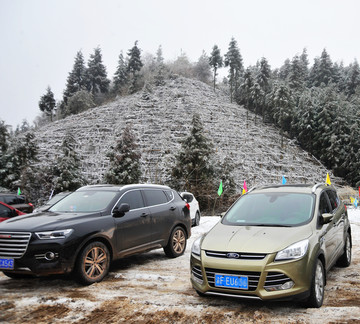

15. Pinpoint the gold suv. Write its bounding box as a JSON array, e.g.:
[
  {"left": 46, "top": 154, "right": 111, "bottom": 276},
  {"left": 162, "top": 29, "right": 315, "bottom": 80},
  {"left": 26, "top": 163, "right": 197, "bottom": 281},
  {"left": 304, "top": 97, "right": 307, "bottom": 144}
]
[{"left": 191, "top": 184, "right": 352, "bottom": 307}]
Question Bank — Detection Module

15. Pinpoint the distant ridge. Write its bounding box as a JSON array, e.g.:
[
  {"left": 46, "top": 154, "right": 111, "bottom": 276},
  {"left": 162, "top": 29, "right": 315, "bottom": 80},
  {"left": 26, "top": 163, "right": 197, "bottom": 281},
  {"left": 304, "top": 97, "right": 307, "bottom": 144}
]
[{"left": 34, "top": 76, "right": 342, "bottom": 190}]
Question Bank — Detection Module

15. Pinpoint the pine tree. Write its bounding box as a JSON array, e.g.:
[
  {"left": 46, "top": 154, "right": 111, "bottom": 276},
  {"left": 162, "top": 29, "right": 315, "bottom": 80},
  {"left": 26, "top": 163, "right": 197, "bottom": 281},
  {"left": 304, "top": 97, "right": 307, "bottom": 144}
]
[
  {"left": 113, "top": 51, "right": 128, "bottom": 94},
  {"left": 154, "top": 45, "right": 166, "bottom": 86},
  {"left": 104, "top": 125, "right": 141, "bottom": 184},
  {"left": 127, "top": 41, "right": 143, "bottom": 93},
  {"left": 171, "top": 113, "right": 215, "bottom": 207},
  {"left": 345, "top": 60, "right": 360, "bottom": 96},
  {"left": 53, "top": 132, "right": 85, "bottom": 193},
  {"left": 1, "top": 131, "right": 38, "bottom": 191},
  {"left": 85, "top": 47, "right": 110, "bottom": 96},
  {"left": 63, "top": 51, "right": 87, "bottom": 103},
  {"left": 256, "top": 57, "right": 272, "bottom": 120},
  {"left": 209, "top": 45, "right": 223, "bottom": 91},
  {"left": 224, "top": 37, "right": 243, "bottom": 102},
  {"left": 39, "top": 86, "right": 56, "bottom": 122},
  {"left": 194, "top": 50, "right": 211, "bottom": 83}
]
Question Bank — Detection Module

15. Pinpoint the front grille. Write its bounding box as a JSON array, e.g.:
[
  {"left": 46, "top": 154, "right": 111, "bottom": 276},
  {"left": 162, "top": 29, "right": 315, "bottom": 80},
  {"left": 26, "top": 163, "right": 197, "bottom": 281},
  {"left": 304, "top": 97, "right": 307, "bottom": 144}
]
[
  {"left": 264, "top": 272, "right": 292, "bottom": 288},
  {"left": 0, "top": 232, "right": 31, "bottom": 258},
  {"left": 205, "top": 268, "right": 261, "bottom": 291},
  {"left": 205, "top": 250, "right": 266, "bottom": 260}
]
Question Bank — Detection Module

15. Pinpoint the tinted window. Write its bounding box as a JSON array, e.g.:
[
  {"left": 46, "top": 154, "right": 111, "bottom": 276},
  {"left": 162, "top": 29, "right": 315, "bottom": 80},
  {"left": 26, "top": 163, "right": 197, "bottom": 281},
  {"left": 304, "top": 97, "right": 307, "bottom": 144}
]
[
  {"left": 326, "top": 190, "right": 339, "bottom": 211},
  {"left": 3, "top": 195, "right": 25, "bottom": 204},
  {"left": 0, "top": 204, "right": 11, "bottom": 217},
  {"left": 165, "top": 190, "right": 174, "bottom": 201},
  {"left": 143, "top": 190, "right": 168, "bottom": 207},
  {"left": 118, "top": 190, "right": 144, "bottom": 210},
  {"left": 319, "top": 193, "right": 331, "bottom": 214},
  {"left": 182, "top": 193, "right": 193, "bottom": 203}
]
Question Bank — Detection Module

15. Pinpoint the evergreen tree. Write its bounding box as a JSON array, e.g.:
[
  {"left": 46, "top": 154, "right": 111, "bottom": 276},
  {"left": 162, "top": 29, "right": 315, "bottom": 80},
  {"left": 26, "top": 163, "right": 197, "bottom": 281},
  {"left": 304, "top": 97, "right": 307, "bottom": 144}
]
[
  {"left": 39, "top": 86, "right": 56, "bottom": 122},
  {"left": 256, "top": 57, "right": 272, "bottom": 120},
  {"left": 127, "top": 41, "right": 144, "bottom": 93},
  {"left": 53, "top": 132, "right": 85, "bottom": 193},
  {"left": 278, "top": 59, "right": 291, "bottom": 81},
  {"left": 1, "top": 131, "right": 38, "bottom": 190},
  {"left": 63, "top": 51, "right": 87, "bottom": 103},
  {"left": 113, "top": 51, "right": 128, "bottom": 94},
  {"left": 209, "top": 45, "right": 223, "bottom": 91},
  {"left": 171, "top": 113, "right": 215, "bottom": 208},
  {"left": 224, "top": 37, "right": 243, "bottom": 102},
  {"left": 154, "top": 45, "right": 166, "bottom": 86},
  {"left": 345, "top": 60, "right": 360, "bottom": 96},
  {"left": 194, "top": 51, "right": 211, "bottom": 83},
  {"left": 310, "top": 49, "right": 334, "bottom": 86},
  {"left": 85, "top": 47, "right": 110, "bottom": 96},
  {"left": 104, "top": 125, "right": 141, "bottom": 184}
]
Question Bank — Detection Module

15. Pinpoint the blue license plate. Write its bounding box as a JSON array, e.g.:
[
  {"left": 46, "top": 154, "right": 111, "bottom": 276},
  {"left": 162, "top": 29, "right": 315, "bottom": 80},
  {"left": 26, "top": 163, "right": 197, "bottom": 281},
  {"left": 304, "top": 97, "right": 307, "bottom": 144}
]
[
  {"left": 0, "top": 257, "right": 14, "bottom": 270},
  {"left": 215, "top": 274, "right": 248, "bottom": 290}
]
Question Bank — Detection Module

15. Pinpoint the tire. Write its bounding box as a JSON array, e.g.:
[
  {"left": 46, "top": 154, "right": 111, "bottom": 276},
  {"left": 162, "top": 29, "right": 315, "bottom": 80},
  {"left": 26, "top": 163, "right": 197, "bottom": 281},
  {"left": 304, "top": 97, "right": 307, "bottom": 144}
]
[
  {"left": 164, "top": 226, "right": 187, "bottom": 258},
  {"left": 194, "top": 211, "right": 200, "bottom": 227},
  {"left": 74, "top": 241, "right": 110, "bottom": 285},
  {"left": 306, "top": 259, "right": 325, "bottom": 308},
  {"left": 337, "top": 233, "right": 351, "bottom": 267}
]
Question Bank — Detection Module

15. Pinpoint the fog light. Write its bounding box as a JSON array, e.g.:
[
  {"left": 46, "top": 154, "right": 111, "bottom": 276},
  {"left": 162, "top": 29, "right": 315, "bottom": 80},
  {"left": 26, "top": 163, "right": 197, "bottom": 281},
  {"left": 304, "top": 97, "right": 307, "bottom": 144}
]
[
  {"left": 265, "top": 280, "right": 294, "bottom": 292},
  {"left": 45, "top": 252, "right": 56, "bottom": 261}
]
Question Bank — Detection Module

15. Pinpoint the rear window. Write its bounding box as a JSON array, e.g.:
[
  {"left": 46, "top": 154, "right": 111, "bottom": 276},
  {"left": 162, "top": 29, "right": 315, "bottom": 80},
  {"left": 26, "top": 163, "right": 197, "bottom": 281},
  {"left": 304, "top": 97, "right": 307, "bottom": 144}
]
[
  {"left": 223, "top": 192, "right": 315, "bottom": 226},
  {"left": 2, "top": 195, "right": 26, "bottom": 205}
]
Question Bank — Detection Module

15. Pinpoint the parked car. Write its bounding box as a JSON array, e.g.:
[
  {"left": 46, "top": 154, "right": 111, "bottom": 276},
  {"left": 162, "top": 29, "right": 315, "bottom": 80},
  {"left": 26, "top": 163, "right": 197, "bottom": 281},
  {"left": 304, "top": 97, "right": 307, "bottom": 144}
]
[
  {"left": 0, "top": 201, "right": 26, "bottom": 222},
  {"left": 0, "top": 184, "right": 191, "bottom": 285},
  {"left": 191, "top": 184, "right": 351, "bottom": 308},
  {"left": 181, "top": 192, "right": 201, "bottom": 226},
  {"left": 0, "top": 193, "right": 33, "bottom": 213},
  {"left": 33, "top": 192, "right": 71, "bottom": 213}
]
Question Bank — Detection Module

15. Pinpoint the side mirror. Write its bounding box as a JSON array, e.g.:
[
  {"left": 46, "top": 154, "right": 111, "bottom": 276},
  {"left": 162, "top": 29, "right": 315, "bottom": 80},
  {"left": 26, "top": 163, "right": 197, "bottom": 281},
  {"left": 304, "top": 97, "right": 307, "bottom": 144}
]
[
  {"left": 320, "top": 213, "right": 333, "bottom": 225},
  {"left": 113, "top": 203, "right": 130, "bottom": 217}
]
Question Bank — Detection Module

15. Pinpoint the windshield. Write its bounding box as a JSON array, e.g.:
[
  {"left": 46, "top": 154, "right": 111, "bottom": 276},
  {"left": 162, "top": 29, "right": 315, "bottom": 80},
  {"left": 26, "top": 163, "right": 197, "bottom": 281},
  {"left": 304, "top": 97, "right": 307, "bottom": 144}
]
[
  {"left": 222, "top": 192, "right": 315, "bottom": 226},
  {"left": 49, "top": 191, "right": 118, "bottom": 213}
]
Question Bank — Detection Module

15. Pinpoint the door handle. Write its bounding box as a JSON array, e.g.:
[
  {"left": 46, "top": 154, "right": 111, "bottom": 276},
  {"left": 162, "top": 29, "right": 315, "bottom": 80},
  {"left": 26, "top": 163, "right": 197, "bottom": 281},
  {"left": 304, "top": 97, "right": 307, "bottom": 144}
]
[
  {"left": 141, "top": 213, "right": 148, "bottom": 217},
  {"left": 170, "top": 206, "right": 176, "bottom": 211}
]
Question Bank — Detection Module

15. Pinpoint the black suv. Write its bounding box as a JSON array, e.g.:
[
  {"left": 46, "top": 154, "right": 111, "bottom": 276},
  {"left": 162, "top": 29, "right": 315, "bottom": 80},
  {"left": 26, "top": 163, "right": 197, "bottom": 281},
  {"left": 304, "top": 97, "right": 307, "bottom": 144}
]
[
  {"left": 0, "top": 193, "right": 33, "bottom": 213},
  {"left": 0, "top": 184, "right": 191, "bottom": 284}
]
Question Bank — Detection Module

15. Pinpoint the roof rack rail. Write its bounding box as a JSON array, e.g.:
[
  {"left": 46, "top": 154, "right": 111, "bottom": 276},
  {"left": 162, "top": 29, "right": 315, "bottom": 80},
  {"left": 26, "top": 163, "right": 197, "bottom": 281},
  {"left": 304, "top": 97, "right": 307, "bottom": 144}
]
[{"left": 311, "top": 183, "right": 323, "bottom": 193}]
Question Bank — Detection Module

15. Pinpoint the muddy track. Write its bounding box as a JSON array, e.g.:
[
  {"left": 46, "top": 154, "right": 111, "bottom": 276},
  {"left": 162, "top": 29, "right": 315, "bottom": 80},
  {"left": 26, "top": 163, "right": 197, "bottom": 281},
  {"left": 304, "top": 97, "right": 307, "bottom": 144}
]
[{"left": 1, "top": 216, "right": 359, "bottom": 323}]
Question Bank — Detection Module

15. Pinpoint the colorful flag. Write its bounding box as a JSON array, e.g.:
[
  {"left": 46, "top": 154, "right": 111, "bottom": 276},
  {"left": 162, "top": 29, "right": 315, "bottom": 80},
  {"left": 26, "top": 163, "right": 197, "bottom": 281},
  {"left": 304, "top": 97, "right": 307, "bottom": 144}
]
[
  {"left": 217, "top": 180, "right": 223, "bottom": 196},
  {"left": 242, "top": 180, "right": 248, "bottom": 195},
  {"left": 325, "top": 173, "right": 331, "bottom": 186},
  {"left": 17, "top": 187, "right": 21, "bottom": 195},
  {"left": 350, "top": 197, "right": 358, "bottom": 208},
  {"left": 282, "top": 176, "right": 287, "bottom": 185}
]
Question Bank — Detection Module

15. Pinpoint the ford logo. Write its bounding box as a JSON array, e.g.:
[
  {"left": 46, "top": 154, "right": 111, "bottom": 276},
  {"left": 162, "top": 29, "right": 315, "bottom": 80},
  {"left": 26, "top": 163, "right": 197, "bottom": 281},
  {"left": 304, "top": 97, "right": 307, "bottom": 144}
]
[{"left": 227, "top": 253, "right": 240, "bottom": 259}]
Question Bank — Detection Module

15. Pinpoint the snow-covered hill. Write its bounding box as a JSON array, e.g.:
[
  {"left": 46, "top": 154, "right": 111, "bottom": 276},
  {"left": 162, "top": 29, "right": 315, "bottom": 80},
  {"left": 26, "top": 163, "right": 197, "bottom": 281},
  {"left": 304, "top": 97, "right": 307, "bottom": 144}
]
[{"left": 34, "top": 76, "right": 342, "bottom": 190}]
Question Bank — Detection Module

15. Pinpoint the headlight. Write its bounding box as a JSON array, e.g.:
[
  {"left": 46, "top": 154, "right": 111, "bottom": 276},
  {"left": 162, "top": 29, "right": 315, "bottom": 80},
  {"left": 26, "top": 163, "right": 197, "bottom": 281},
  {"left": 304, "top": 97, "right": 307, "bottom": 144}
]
[
  {"left": 275, "top": 239, "right": 309, "bottom": 261},
  {"left": 191, "top": 236, "right": 203, "bottom": 256},
  {"left": 35, "top": 229, "right": 73, "bottom": 240}
]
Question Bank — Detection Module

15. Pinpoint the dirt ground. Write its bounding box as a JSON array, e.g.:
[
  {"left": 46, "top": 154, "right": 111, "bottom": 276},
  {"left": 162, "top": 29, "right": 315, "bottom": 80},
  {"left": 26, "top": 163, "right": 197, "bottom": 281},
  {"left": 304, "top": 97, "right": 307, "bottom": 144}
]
[{"left": 0, "top": 212, "right": 359, "bottom": 324}]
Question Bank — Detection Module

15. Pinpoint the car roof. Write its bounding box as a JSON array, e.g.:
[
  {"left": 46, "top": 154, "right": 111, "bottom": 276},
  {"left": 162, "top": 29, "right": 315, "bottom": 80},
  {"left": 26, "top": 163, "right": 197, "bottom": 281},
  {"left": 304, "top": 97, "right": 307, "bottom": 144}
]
[
  {"left": 77, "top": 184, "right": 172, "bottom": 192},
  {"left": 248, "top": 183, "right": 336, "bottom": 195}
]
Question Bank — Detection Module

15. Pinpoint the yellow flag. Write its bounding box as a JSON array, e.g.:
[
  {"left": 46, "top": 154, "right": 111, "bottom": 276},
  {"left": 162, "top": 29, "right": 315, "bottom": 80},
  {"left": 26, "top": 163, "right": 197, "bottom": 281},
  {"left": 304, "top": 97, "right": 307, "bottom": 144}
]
[
  {"left": 350, "top": 197, "right": 355, "bottom": 204},
  {"left": 326, "top": 173, "right": 331, "bottom": 186}
]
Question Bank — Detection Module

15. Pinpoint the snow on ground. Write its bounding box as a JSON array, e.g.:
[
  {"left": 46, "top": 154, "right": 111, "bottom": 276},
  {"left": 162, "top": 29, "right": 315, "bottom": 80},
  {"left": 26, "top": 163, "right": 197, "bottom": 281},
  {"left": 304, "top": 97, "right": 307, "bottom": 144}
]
[{"left": 0, "top": 210, "right": 359, "bottom": 323}]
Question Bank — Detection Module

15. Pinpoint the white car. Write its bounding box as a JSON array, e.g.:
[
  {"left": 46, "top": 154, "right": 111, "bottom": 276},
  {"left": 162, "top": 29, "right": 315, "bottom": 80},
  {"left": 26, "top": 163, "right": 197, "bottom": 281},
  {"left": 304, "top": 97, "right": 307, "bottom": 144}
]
[{"left": 180, "top": 192, "right": 200, "bottom": 226}]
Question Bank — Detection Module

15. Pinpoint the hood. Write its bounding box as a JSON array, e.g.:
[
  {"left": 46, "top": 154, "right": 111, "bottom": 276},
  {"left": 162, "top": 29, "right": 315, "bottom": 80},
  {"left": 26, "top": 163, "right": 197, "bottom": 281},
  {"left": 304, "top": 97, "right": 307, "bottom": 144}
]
[
  {"left": 0, "top": 211, "right": 101, "bottom": 232},
  {"left": 202, "top": 222, "right": 312, "bottom": 254}
]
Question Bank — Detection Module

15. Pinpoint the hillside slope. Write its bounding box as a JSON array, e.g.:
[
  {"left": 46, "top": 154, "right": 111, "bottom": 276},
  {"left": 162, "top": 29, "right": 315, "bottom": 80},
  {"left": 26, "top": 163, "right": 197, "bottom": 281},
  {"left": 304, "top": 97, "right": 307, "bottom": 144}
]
[{"left": 34, "top": 76, "right": 341, "bottom": 190}]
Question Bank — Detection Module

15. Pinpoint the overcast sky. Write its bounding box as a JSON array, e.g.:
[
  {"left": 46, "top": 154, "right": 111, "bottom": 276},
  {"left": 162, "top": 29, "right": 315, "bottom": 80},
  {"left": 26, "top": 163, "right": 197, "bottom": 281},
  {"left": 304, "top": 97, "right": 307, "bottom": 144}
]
[{"left": 1, "top": 0, "right": 360, "bottom": 129}]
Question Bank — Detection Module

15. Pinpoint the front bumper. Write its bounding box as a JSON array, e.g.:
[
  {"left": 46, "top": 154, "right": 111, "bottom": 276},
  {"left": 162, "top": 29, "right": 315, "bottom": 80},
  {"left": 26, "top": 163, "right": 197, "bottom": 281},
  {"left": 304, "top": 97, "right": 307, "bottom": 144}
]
[{"left": 190, "top": 250, "right": 313, "bottom": 301}]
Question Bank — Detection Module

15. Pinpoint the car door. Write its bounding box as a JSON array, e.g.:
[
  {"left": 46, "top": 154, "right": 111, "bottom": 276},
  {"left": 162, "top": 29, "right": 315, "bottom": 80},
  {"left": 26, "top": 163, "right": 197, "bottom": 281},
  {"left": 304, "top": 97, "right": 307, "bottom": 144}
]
[
  {"left": 113, "top": 189, "right": 152, "bottom": 255},
  {"left": 318, "top": 191, "right": 338, "bottom": 269},
  {"left": 142, "top": 189, "right": 176, "bottom": 244},
  {"left": 326, "top": 189, "right": 345, "bottom": 257}
]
